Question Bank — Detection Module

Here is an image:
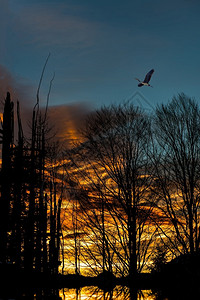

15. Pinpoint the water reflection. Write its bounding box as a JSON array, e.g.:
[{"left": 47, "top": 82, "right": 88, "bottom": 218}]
[
  {"left": 0, "top": 287, "right": 62, "bottom": 300},
  {"left": 0, "top": 287, "right": 159, "bottom": 299},
  {"left": 60, "top": 286, "right": 156, "bottom": 300},
  {"left": 3, "top": 285, "right": 199, "bottom": 299}
]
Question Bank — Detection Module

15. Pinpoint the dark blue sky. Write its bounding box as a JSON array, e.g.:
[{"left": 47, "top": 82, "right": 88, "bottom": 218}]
[{"left": 1, "top": 0, "right": 200, "bottom": 111}]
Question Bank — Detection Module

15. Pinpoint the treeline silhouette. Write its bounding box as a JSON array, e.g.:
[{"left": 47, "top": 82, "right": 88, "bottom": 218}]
[
  {"left": 0, "top": 92, "right": 62, "bottom": 276},
  {"left": 1, "top": 90, "right": 200, "bottom": 299},
  {"left": 64, "top": 93, "right": 200, "bottom": 285}
]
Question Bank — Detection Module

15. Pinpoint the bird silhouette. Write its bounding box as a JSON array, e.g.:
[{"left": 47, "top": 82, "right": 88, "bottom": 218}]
[{"left": 135, "top": 69, "right": 154, "bottom": 87}]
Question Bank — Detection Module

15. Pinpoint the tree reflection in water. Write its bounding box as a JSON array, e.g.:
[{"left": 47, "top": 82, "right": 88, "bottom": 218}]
[
  {"left": 60, "top": 286, "right": 156, "bottom": 300},
  {"left": 5, "top": 285, "right": 192, "bottom": 299},
  {"left": 0, "top": 288, "right": 62, "bottom": 300}
]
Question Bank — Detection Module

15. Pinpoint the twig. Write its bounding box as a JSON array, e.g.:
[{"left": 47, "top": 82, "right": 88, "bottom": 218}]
[
  {"left": 34, "top": 53, "right": 51, "bottom": 111},
  {"left": 44, "top": 71, "right": 55, "bottom": 124}
]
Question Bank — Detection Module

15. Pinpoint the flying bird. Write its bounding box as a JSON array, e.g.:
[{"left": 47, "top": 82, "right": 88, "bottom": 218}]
[{"left": 135, "top": 69, "right": 154, "bottom": 87}]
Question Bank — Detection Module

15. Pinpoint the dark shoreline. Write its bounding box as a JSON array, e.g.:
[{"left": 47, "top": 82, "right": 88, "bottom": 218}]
[
  {"left": 1, "top": 270, "right": 200, "bottom": 299},
  {"left": 2, "top": 255, "right": 200, "bottom": 299},
  {"left": 0, "top": 267, "right": 157, "bottom": 289}
]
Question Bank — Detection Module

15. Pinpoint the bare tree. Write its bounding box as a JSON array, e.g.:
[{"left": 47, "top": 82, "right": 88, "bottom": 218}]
[
  {"left": 152, "top": 93, "right": 200, "bottom": 255},
  {"left": 0, "top": 92, "right": 14, "bottom": 263},
  {"left": 65, "top": 103, "right": 156, "bottom": 279}
]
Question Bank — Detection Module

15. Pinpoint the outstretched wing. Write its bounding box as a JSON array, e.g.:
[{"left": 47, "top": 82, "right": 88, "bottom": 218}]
[
  {"left": 143, "top": 69, "right": 154, "bottom": 83},
  {"left": 134, "top": 77, "right": 141, "bottom": 82}
]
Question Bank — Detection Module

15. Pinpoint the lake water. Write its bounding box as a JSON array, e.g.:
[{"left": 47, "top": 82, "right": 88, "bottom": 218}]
[
  {"left": 2, "top": 285, "right": 199, "bottom": 299},
  {"left": 0, "top": 286, "right": 159, "bottom": 299},
  {"left": 60, "top": 286, "right": 156, "bottom": 299}
]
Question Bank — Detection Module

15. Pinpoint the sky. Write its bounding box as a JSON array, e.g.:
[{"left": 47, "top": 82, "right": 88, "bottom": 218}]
[{"left": 1, "top": 0, "right": 200, "bottom": 113}]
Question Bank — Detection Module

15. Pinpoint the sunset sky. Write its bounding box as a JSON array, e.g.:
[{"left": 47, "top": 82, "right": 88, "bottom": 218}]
[{"left": 1, "top": 0, "right": 200, "bottom": 112}]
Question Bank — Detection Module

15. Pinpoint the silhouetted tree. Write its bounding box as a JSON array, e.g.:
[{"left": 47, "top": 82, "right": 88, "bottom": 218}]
[
  {"left": 10, "top": 101, "right": 25, "bottom": 267},
  {"left": 0, "top": 92, "right": 14, "bottom": 263},
  {"left": 47, "top": 141, "right": 64, "bottom": 275},
  {"left": 152, "top": 94, "right": 200, "bottom": 255},
  {"left": 0, "top": 89, "right": 63, "bottom": 276},
  {"left": 65, "top": 103, "right": 156, "bottom": 279}
]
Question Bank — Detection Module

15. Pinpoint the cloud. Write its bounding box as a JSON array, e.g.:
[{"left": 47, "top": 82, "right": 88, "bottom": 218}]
[
  {"left": 0, "top": 64, "right": 35, "bottom": 108},
  {"left": 0, "top": 64, "right": 92, "bottom": 145},
  {"left": 12, "top": 3, "right": 99, "bottom": 49},
  {"left": 47, "top": 103, "right": 91, "bottom": 147},
  {"left": 0, "top": 64, "right": 39, "bottom": 140}
]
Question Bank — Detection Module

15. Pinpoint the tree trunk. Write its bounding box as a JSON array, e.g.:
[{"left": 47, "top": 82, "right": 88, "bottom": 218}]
[{"left": 0, "top": 92, "right": 14, "bottom": 263}]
